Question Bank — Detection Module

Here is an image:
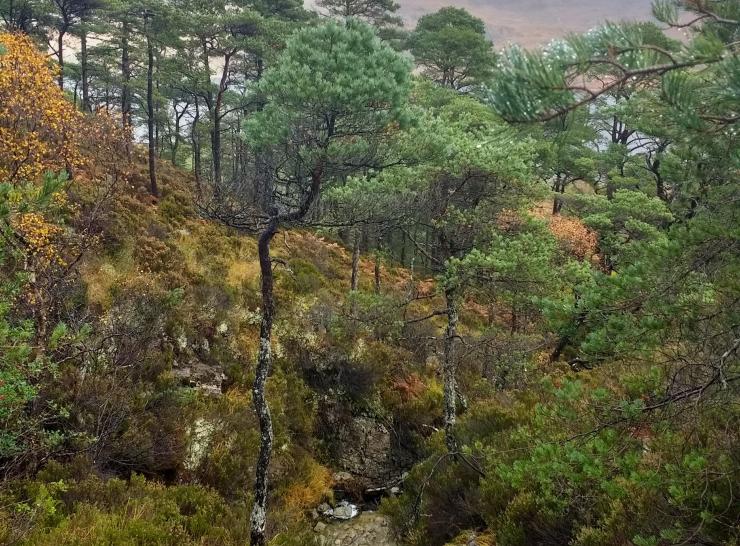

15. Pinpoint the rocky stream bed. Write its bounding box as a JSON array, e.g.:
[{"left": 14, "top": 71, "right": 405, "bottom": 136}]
[{"left": 313, "top": 511, "right": 397, "bottom": 546}]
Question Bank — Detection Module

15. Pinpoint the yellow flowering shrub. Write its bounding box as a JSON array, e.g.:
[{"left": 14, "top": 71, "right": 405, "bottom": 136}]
[
  {"left": 11, "top": 210, "right": 66, "bottom": 268},
  {"left": 0, "top": 33, "right": 84, "bottom": 183}
]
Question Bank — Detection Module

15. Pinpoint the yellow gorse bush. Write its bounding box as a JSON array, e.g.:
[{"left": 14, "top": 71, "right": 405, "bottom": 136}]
[{"left": 0, "top": 33, "right": 84, "bottom": 184}]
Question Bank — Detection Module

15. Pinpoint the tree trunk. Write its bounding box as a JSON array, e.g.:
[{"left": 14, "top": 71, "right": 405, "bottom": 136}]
[
  {"left": 374, "top": 249, "right": 381, "bottom": 294},
  {"left": 57, "top": 30, "right": 65, "bottom": 89},
  {"left": 250, "top": 217, "right": 278, "bottom": 546},
  {"left": 400, "top": 230, "right": 407, "bottom": 267},
  {"left": 171, "top": 113, "right": 180, "bottom": 164},
  {"left": 443, "top": 287, "right": 459, "bottom": 453},
  {"left": 121, "top": 22, "right": 132, "bottom": 129},
  {"left": 212, "top": 51, "right": 234, "bottom": 187},
  {"left": 212, "top": 116, "right": 222, "bottom": 185},
  {"left": 351, "top": 231, "right": 361, "bottom": 292},
  {"left": 655, "top": 165, "right": 667, "bottom": 202},
  {"left": 249, "top": 162, "right": 323, "bottom": 546},
  {"left": 147, "top": 34, "right": 158, "bottom": 197},
  {"left": 552, "top": 174, "right": 565, "bottom": 214},
  {"left": 192, "top": 98, "right": 202, "bottom": 193},
  {"left": 81, "top": 27, "right": 90, "bottom": 112},
  {"left": 211, "top": 50, "right": 236, "bottom": 188}
]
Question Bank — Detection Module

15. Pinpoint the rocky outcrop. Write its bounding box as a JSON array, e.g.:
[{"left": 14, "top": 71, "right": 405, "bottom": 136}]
[
  {"left": 172, "top": 357, "right": 225, "bottom": 395},
  {"left": 321, "top": 404, "right": 411, "bottom": 491},
  {"left": 332, "top": 416, "right": 394, "bottom": 486},
  {"left": 171, "top": 326, "right": 227, "bottom": 395}
]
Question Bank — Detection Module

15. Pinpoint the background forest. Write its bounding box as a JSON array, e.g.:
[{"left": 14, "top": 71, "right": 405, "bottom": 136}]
[{"left": 0, "top": 0, "right": 738, "bottom": 545}]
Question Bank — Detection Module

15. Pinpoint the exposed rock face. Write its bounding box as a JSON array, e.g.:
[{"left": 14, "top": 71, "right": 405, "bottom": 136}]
[
  {"left": 320, "top": 400, "right": 412, "bottom": 492},
  {"left": 171, "top": 329, "right": 226, "bottom": 395},
  {"left": 333, "top": 416, "right": 394, "bottom": 487},
  {"left": 172, "top": 357, "right": 225, "bottom": 395},
  {"left": 184, "top": 418, "right": 216, "bottom": 471}
]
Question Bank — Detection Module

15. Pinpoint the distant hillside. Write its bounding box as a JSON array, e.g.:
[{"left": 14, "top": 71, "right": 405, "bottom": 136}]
[
  {"left": 308, "top": 0, "right": 655, "bottom": 47},
  {"left": 403, "top": 0, "right": 654, "bottom": 46}
]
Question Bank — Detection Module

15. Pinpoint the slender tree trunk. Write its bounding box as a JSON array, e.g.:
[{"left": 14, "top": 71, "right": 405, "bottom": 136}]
[
  {"left": 351, "top": 231, "right": 361, "bottom": 292},
  {"left": 374, "top": 249, "right": 381, "bottom": 294},
  {"left": 172, "top": 116, "right": 180, "bottom": 164},
  {"left": 350, "top": 231, "right": 361, "bottom": 316},
  {"left": 192, "top": 98, "right": 202, "bottom": 193},
  {"left": 212, "top": 117, "right": 222, "bottom": 185},
  {"left": 201, "top": 41, "right": 214, "bottom": 182},
  {"left": 400, "top": 230, "right": 407, "bottom": 267},
  {"left": 443, "top": 287, "right": 459, "bottom": 453},
  {"left": 147, "top": 34, "right": 158, "bottom": 197},
  {"left": 212, "top": 51, "right": 234, "bottom": 187},
  {"left": 57, "top": 29, "right": 65, "bottom": 89},
  {"left": 121, "top": 22, "right": 132, "bottom": 129},
  {"left": 81, "top": 27, "right": 90, "bottom": 112},
  {"left": 250, "top": 217, "right": 279, "bottom": 546},
  {"left": 172, "top": 105, "right": 188, "bottom": 165},
  {"left": 249, "top": 163, "right": 323, "bottom": 546}
]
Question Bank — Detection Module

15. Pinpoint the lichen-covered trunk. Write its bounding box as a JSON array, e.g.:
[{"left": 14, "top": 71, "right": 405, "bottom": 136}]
[
  {"left": 443, "top": 287, "right": 459, "bottom": 453},
  {"left": 250, "top": 218, "right": 278, "bottom": 546}
]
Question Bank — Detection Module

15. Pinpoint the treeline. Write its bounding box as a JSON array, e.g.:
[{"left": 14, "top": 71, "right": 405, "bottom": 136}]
[{"left": 0, "top": 0, "right": 491, "bottom": 200}]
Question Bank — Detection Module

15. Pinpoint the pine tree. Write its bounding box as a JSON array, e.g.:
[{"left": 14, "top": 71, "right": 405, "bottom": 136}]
[
  {"left": 207, "top": 20, "right": 412, "bottom": 545},
  {"left": 408, "top": 7, "right": 494, "bottom": 91},
  {"left": 317, "top": 0, "right": 402, "bottom": 28}
]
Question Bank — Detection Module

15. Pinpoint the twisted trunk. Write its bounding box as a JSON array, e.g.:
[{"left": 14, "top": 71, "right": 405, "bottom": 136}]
[
  {"left": 250, "top": 162, "right": 324, "bottom": 545},
  {"left": 250, "top": 217, "right": 278, "bottom": 546}
]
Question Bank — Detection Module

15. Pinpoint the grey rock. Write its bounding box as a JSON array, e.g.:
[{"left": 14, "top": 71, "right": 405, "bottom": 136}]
[{"left": 332, "top": 501, "right": 359, "bottom": 520}]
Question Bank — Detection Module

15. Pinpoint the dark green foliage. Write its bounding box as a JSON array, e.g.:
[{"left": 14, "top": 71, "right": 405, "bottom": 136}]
[
  {"left": 317, "top": 0, "right": 401, "bottom": 28},
  {"left": 408, "top": 7, "right": 494, "bottom": 91}
]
